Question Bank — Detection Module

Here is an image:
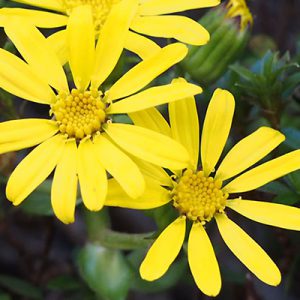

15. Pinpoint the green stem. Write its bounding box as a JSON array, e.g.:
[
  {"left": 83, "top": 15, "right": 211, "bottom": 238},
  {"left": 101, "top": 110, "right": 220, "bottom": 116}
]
[
  {"left": 85, "top": 208, "right": 111, "bottom": 241},
  {"left": 96, "top": 230, "right": 153, "bottom": 250},
  {"left": 84, "top": 208, "right": 153, "bottom": 249}
]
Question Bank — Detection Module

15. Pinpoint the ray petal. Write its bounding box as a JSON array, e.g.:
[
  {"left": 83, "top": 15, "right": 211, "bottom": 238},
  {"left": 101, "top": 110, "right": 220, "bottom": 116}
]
[
  {"left": 169, "top": 78, "right": 199, "bottom": 170},
  {"left": 131, "top": 15, "right": 209, "bottom": 45},
  {"left": 201, "top": 89, "right": 234, "bottom": 176},
  {"left": 104, "top": 123, "right": 189, "bottom": 170},
  {"left": 224, "top": 150, "right": 300, "bottom": 193},
  {"left": 0, "top": 119, "right": 58, "bottom": 154},
  {"left": 107, "top": 43, "right": 188, "bottom": 101},
  {"left": 5, "top": 20, "right": 68, "bottom": 92},
  {"left": 67, "top": 5, "right": 95, "bottom": 90},
  {"left": 140, "top": 216, "right": 186, "bottom": 280},
  {"left": 51, "top": 140, "right": 78, "bottom": 224},
  {"left": 215, "top": 213, "right": 281, "bottom": 286},
  {"left": 91, "top": 0, "right": 139, "bottom": 88},
  {"left": 6, "top": 134, "right": 65, "bottom": 205},
  {"left": 78, "top": 139, "right": 107, "bottom": 211},
  {"left": 227, "top": 199, "right": 300, "bottom": 231},
  {"left": 188, "top": 222, "right": 221, "bottom": 297}
]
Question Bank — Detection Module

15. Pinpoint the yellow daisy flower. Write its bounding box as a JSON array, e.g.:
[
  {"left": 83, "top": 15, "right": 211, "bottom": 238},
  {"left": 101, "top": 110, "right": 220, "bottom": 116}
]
[
  {"left": 0, "top": 0, "right": 220, "bottom": 58},
  {"left": 0, "top": 9, "right": 202, "bottom": 224},
  {"left": 105, "top": 81, "right": 300, "bottom": 296}
]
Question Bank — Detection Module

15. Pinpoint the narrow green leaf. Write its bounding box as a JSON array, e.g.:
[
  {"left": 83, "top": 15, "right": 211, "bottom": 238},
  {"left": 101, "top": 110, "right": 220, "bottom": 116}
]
[
  {"left": 230, "top": 65, "right": 257, "bottom": 82},
  {"left": 0, "top": 275, "right": 42, "bottom": 299}
]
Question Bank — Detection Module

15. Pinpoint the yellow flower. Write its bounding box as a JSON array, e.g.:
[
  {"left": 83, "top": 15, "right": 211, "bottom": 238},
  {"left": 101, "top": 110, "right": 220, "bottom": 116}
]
[
  {"left": 105, "top": 80, "right": 300, "bottom": 296},
  {"left": 226, "top": 0, "right": 253, "bottom": 30},
  {"left": 0, "top": 9, "right": 202, "bottom": 224},
  {"left": 1, "top": 0, "right": 220, "bottom": 58}
]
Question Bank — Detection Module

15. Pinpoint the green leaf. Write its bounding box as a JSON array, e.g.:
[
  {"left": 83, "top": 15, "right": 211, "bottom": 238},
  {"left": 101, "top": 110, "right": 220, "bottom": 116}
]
[
  {"left": 19, "top": 180, "right": 54, "bottom": 216},
  {"left": 77, "top": 244, "right": 132, "bottom": 300},
  {"left": 0, "top": 291, "right": 11, "bottom": 300},
  {"left": 258, "top": 181, "right": 291, "bottom": 195},
  {"left": 282, "top": 127, "right": 300, "bottom": 150},
  {"left": 0, "top": 275, "right": 42, "bottom": 299},
  {"left": 273, "top": 192, "right": 300, "bottom": 205},
  {"left": 283, "top": 71, "right": 300, "bottom": 92},
  {"left": 46, "top": 275, "right": 82, "bottom": 291},
  {"left": 262, "top": 51, "right": 276, "bottom": 77},
  {"left": 287, "top": 170, "right": 300, "bottom": 194},
  {"left": 127, "top": 249, "right": 187, "bottom": 293},
  {"left": 19, "top": 180, "right": 82, "bottom": 216},
  {"left": 111, "top": 114, "right": 132, "bottom": 125},
  {"left": 146, "top": 203, "right": 178, "bottom": 232},
  {"left": 221, "top": 268, "right": 246, "bottom": 285},
  {"left": 230, "top": 65, "right": 257, "bottom": 82}
]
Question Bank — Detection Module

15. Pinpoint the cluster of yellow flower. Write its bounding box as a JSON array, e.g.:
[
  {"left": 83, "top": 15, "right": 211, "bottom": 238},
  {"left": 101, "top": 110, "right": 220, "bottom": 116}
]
[{"left": 0, "top": 0, "right": 299, "bottom": 297}]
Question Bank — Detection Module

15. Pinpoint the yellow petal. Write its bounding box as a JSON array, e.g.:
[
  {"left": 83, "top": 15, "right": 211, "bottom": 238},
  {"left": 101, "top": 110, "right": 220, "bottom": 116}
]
[
  {"left": 5, "top": 19, "right": 68, "bottom": 92},
  {"left": 51, "top": 140, "right": 78, "bottom": 224},
  {"left": 140, "top": 216, "right": 186, "bottom": 280},
  {"left": 105, "top": 177, "right": 171, "bottom": 209},
  {"left": 201, "top": 89, "right": 235, "bottom": 176},
  {"left": 93, "top": 134, "right": 145, "bottom": 199},
  {"left": 6, "top": 134, "right": 65, "bottom": 206},
  {"left": 0, "top": 48, "right": 55, "bottom": 104},
  {"left": 67, "top": 5, "right": 95, "bottom": 90},
  {"left": 109, "top": 81, "right": 202, "bottom": 114},
  {"left": 46, "top": 30, "right": 68, "bottom": 66},
  {"left": 169, "top": 78, "right": 199, "bottom": 170},
  {"left": 131, "top": 15, "right": 209, "bottom": 45},
  {"left": 216, "top": 127, "right": 285, "bottom": 181},
  {"left": 188, "top": 223, "right": 221, "bottom": 297},
  {"left": 224, "top": 150, "right": 300, "bottom": 193},
  {"left": 107, "top": 43, "right": 188, "bottom": 101},
  {"left": 227, "top": 199, "right": 300, "bottom": 231},
  {"left": 11, "top": 0, "right": 65, "bottom": 12},
  {"left": 131, "top": 157, "right": 172, "bottom": 186},
  {"left": 105, "top": 123, "right": 189, "bottom": 170},
  {"left": 139, "top": 0, "right": 220, "bottom": 15},
  {"left": 0, "top": 8, "right": 68, "bottom": 28},
  {"left": 78, "top": 139, "right": 107, "bottom": 211},
  {"left": 129, "top": 107, "right": 171, "bottom": 137},
  {"left": 91, "top": 0, "right": 138, "bottom": 89},
  {"left": 0, "top": 119, "right": 58, "bottom": 154},
  {"left": 215, "top": 214, "right": 281, "bottom": 286},
  {"left": 124, "top": 31, "right": 161, "bottom": 59}
]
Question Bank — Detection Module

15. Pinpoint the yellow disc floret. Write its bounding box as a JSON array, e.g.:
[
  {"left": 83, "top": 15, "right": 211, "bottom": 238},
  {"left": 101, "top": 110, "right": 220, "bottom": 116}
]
[
  {"left": 62, "top": 0, "right": 120, "bottom": 33},
  {"left": 51, "top": 88, "right": 106, "bottom": 140},
  {"left": 172, "top": 169, "right": 228, "bottom": 223},
  {"left": 226, "top": 0, "right": 253, "bottom": 30}
]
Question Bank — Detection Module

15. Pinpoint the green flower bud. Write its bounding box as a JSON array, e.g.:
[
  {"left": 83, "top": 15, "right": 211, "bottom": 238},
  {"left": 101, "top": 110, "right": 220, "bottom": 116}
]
[{"left": 181, "top": 0, "right": 253, "bottom": 86}]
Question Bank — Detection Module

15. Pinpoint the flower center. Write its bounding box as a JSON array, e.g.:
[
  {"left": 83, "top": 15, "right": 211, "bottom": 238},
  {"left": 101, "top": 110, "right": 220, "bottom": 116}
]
[
  {"left": 62, "top": 0, "right": 121, "bottom": 33},
  {"left": 172, "top": 169, "right": 228, "bottom": 223},
  {"left": 51, "top": 88, "right": 106, "bottom": 139},
  {"left": 226, "top": 0, "right": 253, "bottom": 30}
]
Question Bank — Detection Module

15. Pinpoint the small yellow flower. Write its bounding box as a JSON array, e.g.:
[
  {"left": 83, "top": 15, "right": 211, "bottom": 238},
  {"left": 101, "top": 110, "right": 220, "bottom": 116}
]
[
  {"left": 0, "top": 9, "right": 202, "bottom": 224},
  {"left": 106, "top": 80, "right": 300, "bottom": 296},
  {"left": 226, "top": 0, "right": 253, "bottom": 30},
  {"left": 1, "top": 0, "right": 220, "bottom": 58}
]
